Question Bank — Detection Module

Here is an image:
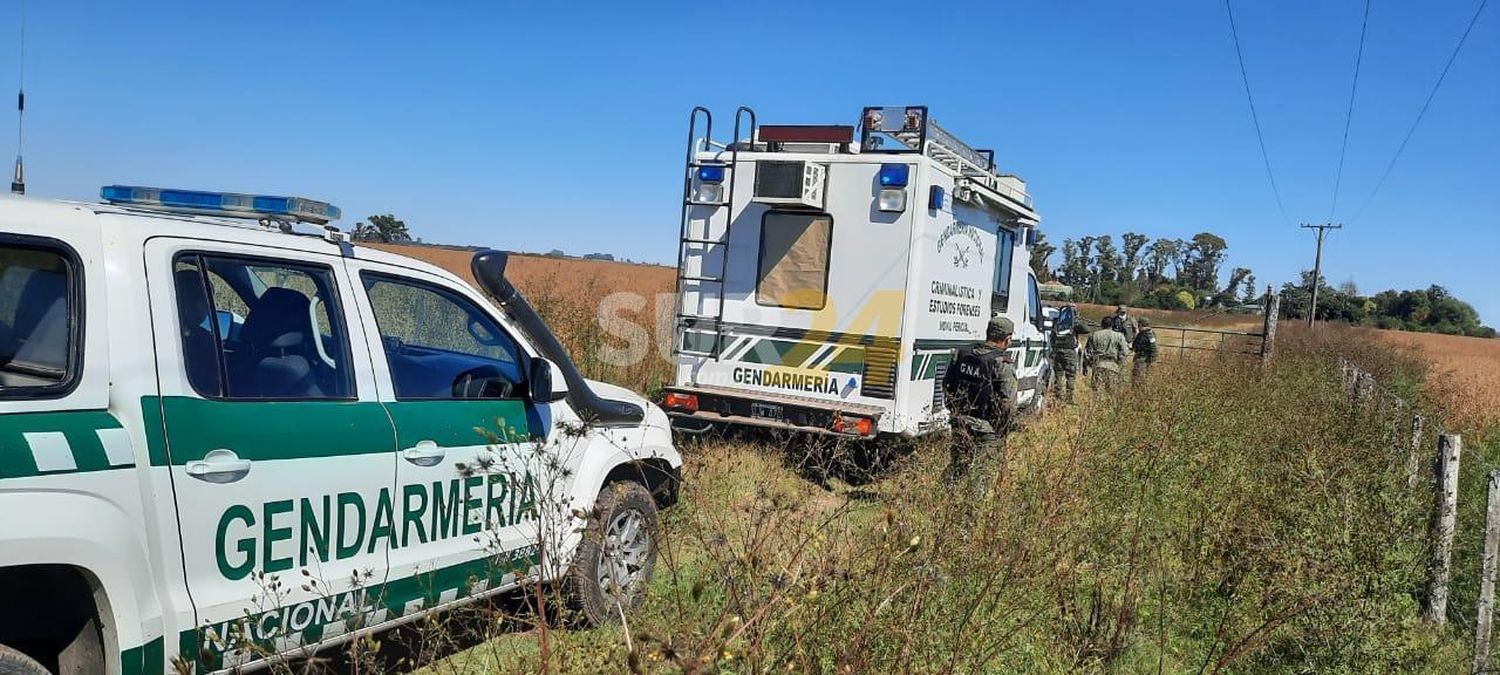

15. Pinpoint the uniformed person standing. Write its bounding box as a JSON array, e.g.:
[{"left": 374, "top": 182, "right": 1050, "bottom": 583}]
[
  {"left": 1131, "top": 316, "right": 1158, "bottom": 380},
  {"left": 1086, "top": 315, "right": 1129, "bottom": 394},
  {"left": 1049, "top": 303, "right": 1086, "bottom": 404},
  {"left": 942, "top": 316, "right": 1019, "bottom": 486},
  {"left": 1112, "top": 304, "right": 1136, "bottom": 346}
]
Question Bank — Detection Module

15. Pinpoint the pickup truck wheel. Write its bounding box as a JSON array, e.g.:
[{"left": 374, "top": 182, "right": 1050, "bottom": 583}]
[
  {"left": 0, "top": 644, "right": 50, "bottom": 675},
  {"left": 569, "top": 481, "right": 659, "bottom": 625}
]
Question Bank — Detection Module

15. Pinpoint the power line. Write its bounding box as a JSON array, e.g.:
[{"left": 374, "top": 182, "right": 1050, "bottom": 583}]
[
  {"left": 1224, "top": 0, "right": 1290, "bottom": 224},
  {"left": 1351, "top": 0, "right": 1490, "bottom": 224},
  {"left": 1329, "top": 0, "right": 1372, "bottom": 220}
]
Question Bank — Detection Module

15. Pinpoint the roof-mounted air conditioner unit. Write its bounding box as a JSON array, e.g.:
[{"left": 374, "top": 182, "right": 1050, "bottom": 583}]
[{"left": 753, "top": 161, "right": 826, "bottom": 209}]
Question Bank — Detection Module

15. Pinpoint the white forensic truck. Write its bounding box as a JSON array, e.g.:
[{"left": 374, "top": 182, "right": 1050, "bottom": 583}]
[
  {"left": 662, "top": 105, "right": 1048, "bottom": 438},
  {"left": 0, "top": 187, "right": 680, "bottom": 674}
]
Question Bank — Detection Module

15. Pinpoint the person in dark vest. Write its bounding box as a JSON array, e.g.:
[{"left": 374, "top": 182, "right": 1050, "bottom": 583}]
[
  {"left": 1112, "top": 304, "right": 1137, "bottom": 346},
  {"left": 1049, "top": 303, "right": 1086, "bottom": 404},
  {"left": 942, "top": 316, "right": 1019, "bottom": 487},
  {"left": 1131, "top": 316, "right": 1159, "bottom": 380}
]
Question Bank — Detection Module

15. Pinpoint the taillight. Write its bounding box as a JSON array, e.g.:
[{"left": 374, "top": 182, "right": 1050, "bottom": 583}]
[
  {"left": 663, "top": 392, "right": 699, "bottom": 413},
  {"left": 832, "top": 415, "right": 873, "bottom": 437}
]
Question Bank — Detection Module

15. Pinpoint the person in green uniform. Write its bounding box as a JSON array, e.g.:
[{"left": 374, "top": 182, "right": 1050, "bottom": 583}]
[
  {"left": 1112, "top": 304, "right": 1137, "bottom": 347},
  {"left": 1049, "top": 303, "right": 1086, "bottom": 404},
  {"left": 1131, "top": 316, "right": 1158, "bottom": 380},
  {"left": 942, "top": 316, "right": 1019, "bottom": 487},
  {"left": 1086, "top": 314, "right": 1129, "bottom": 394}
]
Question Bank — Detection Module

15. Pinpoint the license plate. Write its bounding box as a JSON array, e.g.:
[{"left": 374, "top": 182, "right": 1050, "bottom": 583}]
[{"left": 750, "top": 402, "right": 784, "bottom": 421}]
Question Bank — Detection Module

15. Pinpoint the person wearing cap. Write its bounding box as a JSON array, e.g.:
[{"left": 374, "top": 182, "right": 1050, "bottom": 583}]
[
  {"left": 941, "top": 315, "right": 1019, "bottom": 487},
  {"left": 1112, "top": 304, "right": 1137, "bottom": 346},
  {"left": 1131, "top": 316, "right": 1159, "bottom": 380},
  {"left": 1085, "top": 313, "right": 1129, "bottom": 394},
  {"left": 1048, "top": 303, "right": 1087, "bottom": 404}
]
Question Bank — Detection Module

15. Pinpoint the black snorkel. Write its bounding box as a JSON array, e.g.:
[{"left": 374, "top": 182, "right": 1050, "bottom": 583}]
[{"left": 470, "top": 250, "right": 645, "bottom": 426}]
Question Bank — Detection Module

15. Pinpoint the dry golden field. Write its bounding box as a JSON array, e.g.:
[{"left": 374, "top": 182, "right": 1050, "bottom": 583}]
[
  {"left": 369, "top": 243, "right": 677, "bottom": 393},
  {"left": 365, "top": 243, "right": 674, "bottom": 299},
  {"left": 1373, "top": 329, "right": 1500, "bottom": 431}
]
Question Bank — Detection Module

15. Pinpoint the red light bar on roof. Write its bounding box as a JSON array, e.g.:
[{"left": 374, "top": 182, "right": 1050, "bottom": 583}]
[{"left": 758, "top": 125, "right": 855, "bottom": 144}]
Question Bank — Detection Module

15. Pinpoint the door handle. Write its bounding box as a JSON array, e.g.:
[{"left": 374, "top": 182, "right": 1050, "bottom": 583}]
[
  {"left": 402, "top": 440, "right": 446, "bottom": 467},
  {"left": 185, "top": 449, "right": 252, "bottom": 483}
]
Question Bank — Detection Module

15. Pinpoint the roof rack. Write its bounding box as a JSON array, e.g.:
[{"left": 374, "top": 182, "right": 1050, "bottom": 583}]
[{"left": 859, "top": 106, "right": 1034, "bottom": 213}]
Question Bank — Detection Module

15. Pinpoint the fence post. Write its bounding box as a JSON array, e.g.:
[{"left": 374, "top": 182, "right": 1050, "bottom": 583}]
[
  {"left": 1476, "top": 470, "right": 1500, "bottom": 673},
  {"left": 1426, "top": 433, "right": 1464, "bottom": 626},
  {"left": 1358, "top": 371, "right": 1376, "bottom": 403},
  {"left": 1407, "top": 414, "right": 1426, "bottom": 490},
  {"left": 1260, "top": 288, "right": 1279, "bottom": 362}
]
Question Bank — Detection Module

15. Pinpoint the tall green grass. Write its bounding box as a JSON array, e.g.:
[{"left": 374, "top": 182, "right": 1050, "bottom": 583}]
[{"left": 413, "top": 327, "right": 1474, "bottom": 673}]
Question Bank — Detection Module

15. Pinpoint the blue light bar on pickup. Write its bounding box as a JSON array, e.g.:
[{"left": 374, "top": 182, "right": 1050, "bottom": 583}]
[{"left": 100, "top": 185, "right": 342, "bottom": 225}]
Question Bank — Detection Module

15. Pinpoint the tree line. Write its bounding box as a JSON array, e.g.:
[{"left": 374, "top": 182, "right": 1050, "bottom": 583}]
[
  {"left": 1032, "top": 231, "right": 1259, "bottom": 311},
  {"left": 1033, "top": 229, "right": 1494, "bottom": 338},
  {"left": 1279, "top": 272, "right": 1494, "bottom": 338}
]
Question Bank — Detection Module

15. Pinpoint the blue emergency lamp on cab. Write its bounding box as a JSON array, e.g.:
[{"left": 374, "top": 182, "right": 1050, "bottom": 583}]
[{"left": 100, "top": 185, "right": 342, "bottom": 225}]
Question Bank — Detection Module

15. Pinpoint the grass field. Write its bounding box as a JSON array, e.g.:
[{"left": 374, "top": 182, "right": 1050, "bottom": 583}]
[{"left": 337, "top": 247, "right": 1496, "bottom": 673}]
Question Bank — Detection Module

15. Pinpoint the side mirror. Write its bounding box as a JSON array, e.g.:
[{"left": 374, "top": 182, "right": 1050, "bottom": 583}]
[{"left": 527, "top": 357, "right": 568, "bottom": 403}]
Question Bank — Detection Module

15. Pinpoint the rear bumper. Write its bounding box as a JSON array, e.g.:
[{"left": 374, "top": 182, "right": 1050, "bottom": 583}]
[{"left": 661, "top": 386, "right": 882, "bottom": 438}]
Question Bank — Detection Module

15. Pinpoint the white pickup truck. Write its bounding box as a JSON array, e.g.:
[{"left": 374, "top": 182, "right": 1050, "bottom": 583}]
[{"left": 0, "top": 186, "right": 681, "bottom": 675}]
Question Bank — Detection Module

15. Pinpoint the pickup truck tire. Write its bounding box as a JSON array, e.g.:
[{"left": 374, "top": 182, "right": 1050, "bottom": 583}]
[
  {"left": 569, "top": 481, "right": 659, "bottom": 626},
  {"left": 0, "top": 644, "right": 50, "bottom": 675}
]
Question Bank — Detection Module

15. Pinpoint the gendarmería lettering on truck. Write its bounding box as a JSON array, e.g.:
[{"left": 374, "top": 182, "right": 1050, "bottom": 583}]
[
  {"left": 0, "top": 188, "right": 681, "bottom": 674},
  {"left": 661, "top": 105, "right": 1049, "bottom": 438}
]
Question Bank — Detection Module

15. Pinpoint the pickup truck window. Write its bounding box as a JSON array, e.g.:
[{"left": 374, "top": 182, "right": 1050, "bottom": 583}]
[
  {"left": 0, "top": 239, "right": 78, "bottom": 398},
  {"left": 174, "top": 254, "right": 354, "bottom": 400},
  {"left": 362, "top": 273, "right": 524, "bottom": 400}
]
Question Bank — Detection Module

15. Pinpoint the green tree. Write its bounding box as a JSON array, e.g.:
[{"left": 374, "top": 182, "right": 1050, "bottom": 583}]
[
  {"left": 1241, "top": 273, "right": 1258, "bottom": 304},
  {"left": 1121, "top": 232, "right": 1149, "bottom": 286},
  {"left": 1181, "top": 232, "right": 1229, "bottom": 292},
  {"left": 1211, "top": 267, "right": 1252, "bottom": 307},
  {"left": 1144, "top": 238, "right": 1179, "bottom": 286},
  {"left": 1029, "top": 230, "right": 1057, "bottom": 281},
  {"left": 1058, "top": 238, "right": 1089, "bottom": 288},
  {"left": 351, "top": 214, "right": 412, "bottom": 243},
  {"left": 1094, "top": 236, "right": 1122, "bottom": 286}
]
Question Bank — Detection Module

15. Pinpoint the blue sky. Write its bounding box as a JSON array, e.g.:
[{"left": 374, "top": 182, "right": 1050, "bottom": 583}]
[{"left": 4, "top": 1, "right": 1496, "bottom": 321}]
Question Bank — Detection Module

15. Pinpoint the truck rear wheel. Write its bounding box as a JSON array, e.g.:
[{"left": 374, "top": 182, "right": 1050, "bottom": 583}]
[
  {"left": 568, "top": 481, "right": 659, "bottom": 625},
  {"left": 0, "top": 644, "right": 50, "bottom": 675}
]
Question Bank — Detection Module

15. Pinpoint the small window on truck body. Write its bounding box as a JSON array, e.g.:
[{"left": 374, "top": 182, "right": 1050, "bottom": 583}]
[
  {"left": 173, "top": 253, "right": 355, "bottom": 400},
  {"left": 757, "top": 211, "right": 833, "bottom": 310},
  {"left": 0, "top": 235, "right": 82, "bottom": 399},
  {"left": 991, "top": 227, "right": 1016, "bottom": 314}
]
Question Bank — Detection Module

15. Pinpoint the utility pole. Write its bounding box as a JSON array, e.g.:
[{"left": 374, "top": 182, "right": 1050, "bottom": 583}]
[{"left": 1301, "top": 223, "right": 1342, "bottom": 326}]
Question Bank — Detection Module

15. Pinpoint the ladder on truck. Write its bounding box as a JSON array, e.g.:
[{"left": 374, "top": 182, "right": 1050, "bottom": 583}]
[{"left": 673, "top": 105, "right": 756, "bottom": 360}]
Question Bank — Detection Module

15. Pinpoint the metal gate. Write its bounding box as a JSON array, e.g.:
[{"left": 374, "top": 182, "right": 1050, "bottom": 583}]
[{"left": 1154, "top": 288, "right": 1280, "bottom": 361}]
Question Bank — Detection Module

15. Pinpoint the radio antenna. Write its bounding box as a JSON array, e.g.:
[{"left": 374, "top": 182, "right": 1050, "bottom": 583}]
[{"left": 11, "top": 1, "right": 25, "bottom": 195}]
